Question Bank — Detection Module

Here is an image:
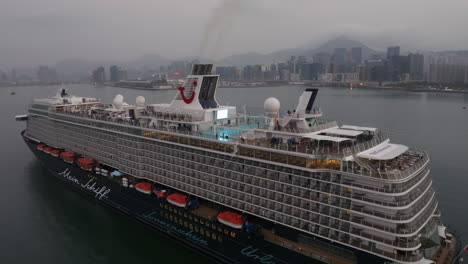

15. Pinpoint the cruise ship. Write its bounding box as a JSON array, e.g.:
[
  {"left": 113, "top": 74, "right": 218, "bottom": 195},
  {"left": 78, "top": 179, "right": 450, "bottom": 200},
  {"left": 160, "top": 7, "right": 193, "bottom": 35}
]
[{"left": 19, "top": 64, "right": 461, "bottom": 264}]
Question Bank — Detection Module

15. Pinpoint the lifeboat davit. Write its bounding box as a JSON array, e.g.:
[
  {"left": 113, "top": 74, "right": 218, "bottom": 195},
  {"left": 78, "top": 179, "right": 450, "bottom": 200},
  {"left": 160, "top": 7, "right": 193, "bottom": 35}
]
[
  {"left": 77, "top": 158, "right": 94, "bottom": 171},
  {"left": 167, "top": 193, "right": 189, "bottom": 208},
  {"left": 50, "top": 149, "right": 60, "bottom": 157},
  {"left": 217, "top": 211, "right": 245, "bottom": 229},
  {"left": 153, "top": 188, "right": 168, "bottom": 198},
  {"left": 43, "top": 146, "right": 52, "bottom": 154},
  {"left": 37, "top": 144, "right": 45, "bottom": 151},
  {"left": 135, "top": 182, "right": 152, "bottom": 195},
  {"left": 60, "top": 152, "right": 75, "bottom": 163}
]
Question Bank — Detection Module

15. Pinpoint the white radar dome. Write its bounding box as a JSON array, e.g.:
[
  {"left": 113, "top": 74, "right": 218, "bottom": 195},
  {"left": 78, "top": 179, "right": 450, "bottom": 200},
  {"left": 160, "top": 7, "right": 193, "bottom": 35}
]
[
  {"left": 136, "top": 96, "right": 145, "bottom": 107},
  {"left": 264, "top": 97, "right": 281, "bottom": 113},
  {"left": 113, "top": 94, "right": 124, "bottom": 109}
]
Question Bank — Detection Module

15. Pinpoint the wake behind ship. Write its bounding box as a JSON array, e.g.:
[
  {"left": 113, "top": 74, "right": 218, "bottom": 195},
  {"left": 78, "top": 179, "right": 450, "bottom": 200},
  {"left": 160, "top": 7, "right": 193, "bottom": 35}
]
[{"left": 18, "top": 64, "right": 460, "bottom": 264}]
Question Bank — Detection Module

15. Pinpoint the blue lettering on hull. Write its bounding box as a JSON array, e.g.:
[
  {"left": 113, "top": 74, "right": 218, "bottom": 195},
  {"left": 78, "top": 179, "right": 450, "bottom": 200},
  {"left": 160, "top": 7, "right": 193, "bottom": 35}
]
[
  {"left": 241, "top": 246, "right": 276, "bottom": 264},
  {"left": 143, "top": 211, "right": 209, "bottom": 246}
]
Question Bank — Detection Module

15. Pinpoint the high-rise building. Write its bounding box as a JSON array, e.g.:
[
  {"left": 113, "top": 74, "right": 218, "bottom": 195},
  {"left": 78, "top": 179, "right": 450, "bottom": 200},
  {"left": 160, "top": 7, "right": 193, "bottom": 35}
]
[
  {"left": 110, "top": 65, "right": 119, "bottom": 82},
  {"left": 313, "top": 53, "right": 331, "bottom": 73},
  {"left": 300, "top": 63, "right": 324, "bottom": 80},
  {"left": 387, "top": 46, "right": 400, "bottom": 58},
  {"left": 386, "top": 46, "right": 402, "bottom": 81},
  {"left": 409, "top": 53, "right": 424, "bottom": 80},
  {"left": 351, "top": 47, "right": 362, "bottom": 65},
  {"left": 295, "top": 56, "right": 307, "bottom": 74},
  {"left": 331, "top": 48, "right": 351, "bottom": 73},
  {"left": 216, "top": 66, "right": 239, "bottom": 80},
  {"left": 118, "top": 68, "right": 128, "bottom": 81},
  {"left": 92, "top": 66, "right": 106, "bottom": 84},
  {"left": 428, "top": 64, "right": 467, "bottom": 84},
  {"left": 362, "top": 60, "right": 387, "bottom": 82},
  {"left": 333, "top": 48, "right": 346, "bottom": 64},
  {"left": 109, "top": 66, "right": 127, "bottom": 82}
]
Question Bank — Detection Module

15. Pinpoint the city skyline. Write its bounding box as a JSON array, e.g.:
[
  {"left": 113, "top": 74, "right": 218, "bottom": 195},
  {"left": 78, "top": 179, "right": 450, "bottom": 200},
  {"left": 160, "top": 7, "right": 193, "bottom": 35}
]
[{"left": 1, "top": 0, "right": 468, "bottom": 68}]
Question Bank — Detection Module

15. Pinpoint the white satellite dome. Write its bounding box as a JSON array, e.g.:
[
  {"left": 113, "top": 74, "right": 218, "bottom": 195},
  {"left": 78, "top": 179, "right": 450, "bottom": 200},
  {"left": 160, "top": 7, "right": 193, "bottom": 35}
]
[
  {"left": 264, "top": 97, "right": 280, "bottom": 113},
  {"left": 113, "top": 94, "right": 124, "bottom": 109},
  {"left": 136, "top": 96, "right": 145, "bottom": 107}
]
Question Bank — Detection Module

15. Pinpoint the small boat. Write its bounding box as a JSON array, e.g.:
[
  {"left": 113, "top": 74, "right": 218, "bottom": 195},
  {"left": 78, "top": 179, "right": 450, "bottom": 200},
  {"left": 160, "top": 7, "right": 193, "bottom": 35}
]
[
  {"left": 50, "top": 149, "right": 60, "bottom": 157},
  {"left": 43, "top": 146, "right": 52, "bottom": 154},
  {"left": 122, "top": 177, "right": 128, "bottom": 187},
  {"left": 36, "top": 144, "right": 46, "bottom": 151},
  {"left": 76, "top": 157, "right": 94, "bottom": 171},
  {"left": 135, "top": 182, "right": 152, "bottom": 195},
  {"left": 153, "top": 188, "right": 168, "bottom": 198},
  {"left": 11, "top": 92, "right": 16, "bottom": 95},
  {"left": 217, "top": 211, "right": 245, "bottom": 229},
  {"left": 167, "top": 193, "right": 189, "bottom": 208},
  {"left": 111, "top": 170, "right": 123, "bottom": 177},
  {"left": 60, "top": 152, "right": 75, "bottom": 163},
  {"left": 100, "top": 169, "right": 108, "bottom": 176}
]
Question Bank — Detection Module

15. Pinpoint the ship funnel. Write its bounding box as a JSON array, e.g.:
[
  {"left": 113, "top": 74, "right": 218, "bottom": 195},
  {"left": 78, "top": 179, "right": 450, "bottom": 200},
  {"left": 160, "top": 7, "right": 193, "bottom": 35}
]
[
  {"left": 295, "top": 88, "right": 318, "bottom": 115},
  {"left": 191, "top": 64, "right": 213, "bottom": 75},
  {"left": 169, "top": 64, "right": 219, "bottom": 109}
]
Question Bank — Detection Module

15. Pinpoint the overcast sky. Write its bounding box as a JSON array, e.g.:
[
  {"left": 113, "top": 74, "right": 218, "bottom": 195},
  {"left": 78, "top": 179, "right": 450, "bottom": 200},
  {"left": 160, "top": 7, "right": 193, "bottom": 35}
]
[{"left": 1, "top": 0, "right": 467, "bottom": 67}]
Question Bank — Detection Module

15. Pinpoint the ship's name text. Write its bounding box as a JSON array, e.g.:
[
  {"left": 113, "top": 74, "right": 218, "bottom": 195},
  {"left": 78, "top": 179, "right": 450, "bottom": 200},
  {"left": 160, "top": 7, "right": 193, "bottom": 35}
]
[
  {"left": 59, "top": 169, "right": 111, "bottom": 200},
  {"left": 241, "top": 246, "right": 276, "bottom": 264}
]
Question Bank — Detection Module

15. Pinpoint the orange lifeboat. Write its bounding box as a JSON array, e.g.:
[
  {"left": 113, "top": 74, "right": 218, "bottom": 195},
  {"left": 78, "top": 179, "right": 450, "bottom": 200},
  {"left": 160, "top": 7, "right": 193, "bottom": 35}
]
[
  {"left": 60, "top": 152, "right": 75, "bottom": 164},
  {"left": 217, "top": 211, "right": 245, "bottom": 229},
  {"left": 37, "top": 144, "right": 45, "bottom": 151},
  {"left": 43, "top": 146, "right": 52, "bottom": 154},
  {"left": 167, "top": 193, "right": 189, "bottom": 208},
  {"left": 50, "top": 149, "right": 60, "bottom": 157},
  {"left": 135, "top": 182, "right": 152, "bottom": 195},
  {"left": 153, "top": 188, "right": 168, "bottom": 198},
  {"left": 76, "top": 158, "right": 94, "bottom": 171}
]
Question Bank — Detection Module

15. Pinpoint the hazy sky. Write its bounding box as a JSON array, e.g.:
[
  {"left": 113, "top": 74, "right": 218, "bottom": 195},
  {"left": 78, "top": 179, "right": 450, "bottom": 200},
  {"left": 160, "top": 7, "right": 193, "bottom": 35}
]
[{"left": 1, "top": 0, "right": 467, "bottom": 67}]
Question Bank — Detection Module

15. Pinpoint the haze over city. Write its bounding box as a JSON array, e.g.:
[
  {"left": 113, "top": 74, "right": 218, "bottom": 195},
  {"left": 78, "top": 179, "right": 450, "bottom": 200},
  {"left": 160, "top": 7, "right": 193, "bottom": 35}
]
[{"left": 1, "top": 0, "right": 468, "bottom": 68}]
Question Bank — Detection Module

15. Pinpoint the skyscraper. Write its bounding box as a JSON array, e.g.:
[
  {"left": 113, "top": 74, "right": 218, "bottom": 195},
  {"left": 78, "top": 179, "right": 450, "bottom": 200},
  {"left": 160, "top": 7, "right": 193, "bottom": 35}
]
[
  {"left": 110, "top": 65, "right": 119, "bottom": 82},
  {"left": 387, "top": 46, "right": 400, "bottom": 58},
  {"left": 408, "top": 53, "right": 424, "bottom": 80},
  {"left": 300, "top": 63, "right": 324, "bottom": 80},
  {"left": 313, "top": 53, "right": 331, "bottom": 73},
  {"left": 387, "top": 46, "right": 401, "bottom": 81},
  {"left": 92, "top": 66, "right": 106, "bottom": 84},
  {"left": 351, "top": 47, "right": 362, "bottom": 65}
]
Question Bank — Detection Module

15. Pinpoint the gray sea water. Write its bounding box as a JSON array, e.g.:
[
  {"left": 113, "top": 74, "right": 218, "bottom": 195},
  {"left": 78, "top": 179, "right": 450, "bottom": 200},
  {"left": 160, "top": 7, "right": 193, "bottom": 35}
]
[{"left": 1, "top": 84, "right": 467, "bottom": 263}]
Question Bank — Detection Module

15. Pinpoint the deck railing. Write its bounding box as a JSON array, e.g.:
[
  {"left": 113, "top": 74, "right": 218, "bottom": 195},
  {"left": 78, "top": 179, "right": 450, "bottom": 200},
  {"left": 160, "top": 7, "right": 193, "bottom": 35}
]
[{"left": 48, "top": 108, "right": 427, "bottom": 182}]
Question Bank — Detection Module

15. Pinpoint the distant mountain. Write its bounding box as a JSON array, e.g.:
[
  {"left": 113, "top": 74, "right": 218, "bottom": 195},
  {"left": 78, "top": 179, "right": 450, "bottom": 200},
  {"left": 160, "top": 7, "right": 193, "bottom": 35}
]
[
  {"left": 125, "top": 54, "right": 171, "bottom": 69},
  {"left": 217, "top": 36, "right": 377, "bottom": 66},
  {"left": 217, "top": 52, "right": 271, "bottom": 66}
]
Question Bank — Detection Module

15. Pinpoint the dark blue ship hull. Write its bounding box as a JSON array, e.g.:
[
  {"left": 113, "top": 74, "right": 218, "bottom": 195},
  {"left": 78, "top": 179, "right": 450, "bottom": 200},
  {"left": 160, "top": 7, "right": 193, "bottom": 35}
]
[{"left": 23, "top": 132, "right": 332, "bottom": 264}]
